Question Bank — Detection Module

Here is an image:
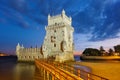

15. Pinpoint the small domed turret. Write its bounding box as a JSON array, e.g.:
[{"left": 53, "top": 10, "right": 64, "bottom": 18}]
[
  {"left": 17, "top": 43, "right": 20, "bottom": 47},
  {"left": 16, "top": 43, "right": 21, "bottom": 50},
  {"left": 21, "top": 44, "right": 24, "bottom": 49},
  {"left": 69, "top": 16, "right": 72, "bottom": 21},
  {"left": 48, "top": 14, "right": 50, "bottom": 19},
  {"left": 62, "top": 9, "right": 65, "bottom": 15}
]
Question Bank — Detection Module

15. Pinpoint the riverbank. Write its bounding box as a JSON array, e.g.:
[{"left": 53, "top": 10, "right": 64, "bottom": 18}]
[
  {"left": 74, "top": 61, "right": 120, "bottom": 80},
  {"left": 0, "top": 56, "right": 17, "bottom": 63},
  {"left": 80, "top": 56, "right": 120, "bottom": 60}
]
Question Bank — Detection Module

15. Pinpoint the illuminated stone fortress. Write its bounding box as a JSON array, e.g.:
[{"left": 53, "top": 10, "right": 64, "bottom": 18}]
[
  {"left": 16, "top": 43, "right": 43, "bottom": 61},
  {"left": 42, "top": 10, "right": 74, "bottom": 62},
  {"left": 16, "top": 10, "right": 74, "bottom": 62}
]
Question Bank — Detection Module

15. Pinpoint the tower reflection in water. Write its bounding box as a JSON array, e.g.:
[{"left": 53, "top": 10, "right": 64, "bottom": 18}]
[
  {"left": 0, "top": 62, "right": 45, "bottom": 80},
  {"left": 14, "top": 63, "right": 35, "bottom": 80},
  {"left": 0, "top": 62, "right": 16, "bottom": 80}
]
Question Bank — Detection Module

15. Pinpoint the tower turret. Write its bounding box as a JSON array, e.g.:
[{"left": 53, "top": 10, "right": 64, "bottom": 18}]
[
  {"left": 62, "top": 9, "right": 65, "bottom": 15},
  {"left": 16, "top": 43, "right": 20, "bottom": 51},
  {"left": 21, "top": 44, "right": 24, "bottom": 49},
  {"left": 16, "top": 43, "right": 21, "bottom": 55},
  {"left": 48, "top": 14, "right": 50, "bottom": 19},
  {"left": 69, "top": 16, "right": 72, "bottom": 21}
]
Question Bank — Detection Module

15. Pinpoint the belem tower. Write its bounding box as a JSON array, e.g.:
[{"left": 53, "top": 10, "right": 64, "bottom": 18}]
[{"left": 16, "top": 10, "right": 74, "bottom": 62}]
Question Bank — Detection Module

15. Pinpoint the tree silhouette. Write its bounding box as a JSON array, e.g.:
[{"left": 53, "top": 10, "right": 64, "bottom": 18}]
[
  {"left": 99, "top": 46, "right": 106, "bottom": 56},
  {"left": 114, "top": 45, "right": 120, "bottom": 54},
  {"left": 108, "top": 48, "right": 114, "bottom": 56},
  {"left": 83, "top": 48, "right": 101, "bottom": 56}
]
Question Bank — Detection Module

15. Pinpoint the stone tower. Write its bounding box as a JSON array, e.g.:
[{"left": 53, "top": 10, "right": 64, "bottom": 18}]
[
  {"left": 42, "top": 10, "right": 74, "bottom": 62},
  {"left": 16, "top": 43, "right": 21, "bottom": 56}
]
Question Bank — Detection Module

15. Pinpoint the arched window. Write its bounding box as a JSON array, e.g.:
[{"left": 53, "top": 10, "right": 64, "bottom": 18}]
[
  {"left": 60, "top": 41, "right": 66, "bottom": 52},
  {"left": 54, "top": 30, "right": 56, "bottom": 33},
  {"left": 54, "top": 44, "right": 56, "bottom": 47},
  {"left": 55, "top": 23, "right": 57, "bottom": 25}
]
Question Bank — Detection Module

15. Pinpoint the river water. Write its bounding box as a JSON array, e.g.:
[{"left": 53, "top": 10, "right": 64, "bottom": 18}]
[
  {"left": 0, "top": 57, "right": 119, "bottom": 80},
  {"left": 0, "top": 56, "right": 90, "bottom": 80},
  {"left": 0, "top": 62, "right": 35, "bottom": 80}
]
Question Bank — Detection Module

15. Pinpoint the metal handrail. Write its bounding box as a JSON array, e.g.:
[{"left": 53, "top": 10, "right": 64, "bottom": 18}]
[
  {"left": 35, "top": 59, "right": 82, "bottom": 80},
  {"left": 41, "top": 60, "right": 82, "bottom": 80},
  {"left": 45, "top": 59, "right": 108, "bottom": 80},
  {"left": 36, "top": 60, "right": 66, "bottom": 80},
  {"left": 62, "top": 63, "right": 108, "bottom": 80}
]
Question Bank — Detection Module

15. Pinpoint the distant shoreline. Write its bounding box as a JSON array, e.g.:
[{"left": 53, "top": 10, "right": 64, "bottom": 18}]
[
  {"left": 0, "top": 56, "right": 17, "bottom": 63},
  {"left": 80, "top": 56, "right": 120, "bottom": 60}
]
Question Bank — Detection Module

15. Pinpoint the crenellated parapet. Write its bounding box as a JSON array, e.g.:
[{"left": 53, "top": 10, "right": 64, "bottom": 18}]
[
  {"left": 48, "top": 9, "right": 72, "bottom": 26},
  {"left": 16, "top": 43, "right": 43, "bottom": 61},
  {"left": 22, "top": 48, "right": 41, "bottom": 52},
  {"left": 46, "top": 22, "right": 65, "bottom": 30}
]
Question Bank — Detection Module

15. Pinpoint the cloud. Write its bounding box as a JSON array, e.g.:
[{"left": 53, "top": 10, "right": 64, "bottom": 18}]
[
  {"left": 89, "top": 1, "right": 120, "bottom": 41},
  {"left": 72, "top": 0, "right": 120, "bottom": 41},
  {"left": 74, "top": 33, "right": 120, "bottom": 51},
  {"left": 0, "top": 0, "right": 120, "bottom": 54},
  {"left": 1, "top": 0, "right": 120, "bottom": 32},
  {"left": 0, "top": 0, "right": 47, "bottom": 29}
]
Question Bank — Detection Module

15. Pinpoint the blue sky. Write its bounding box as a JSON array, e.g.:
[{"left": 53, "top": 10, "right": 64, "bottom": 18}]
[{"left": 0, "top": 0, "right": 120, "bottom": 54}]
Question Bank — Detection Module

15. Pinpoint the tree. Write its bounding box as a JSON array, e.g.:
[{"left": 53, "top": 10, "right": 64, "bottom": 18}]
[
  {"left": 108, "top": 48, "right": 114, "bottom": 56},
  {"left": 82, "top": 48, "right": 101, "bottom": 56},
  {"left": 99, "top": 46, "right": 106, "bottom": 56},
  {"left": 114, "top": 45, "right": 120, "bottom": 54}
]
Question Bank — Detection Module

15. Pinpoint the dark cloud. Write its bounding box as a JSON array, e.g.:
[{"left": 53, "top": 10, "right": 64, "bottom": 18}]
[
  {"left": 0, "top": 0, "right": 120, "bottom": 42},
  {"left": 71, "top": 0, "right": 120, "bottom": 41},
  {"left": 89, "top": 0, "right": 120, "bottom": 41}
]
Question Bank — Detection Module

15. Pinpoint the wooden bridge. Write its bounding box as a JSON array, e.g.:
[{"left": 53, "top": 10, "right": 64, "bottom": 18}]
[{"left": 35, "top": 59, "right": 108, "bottom": 80}]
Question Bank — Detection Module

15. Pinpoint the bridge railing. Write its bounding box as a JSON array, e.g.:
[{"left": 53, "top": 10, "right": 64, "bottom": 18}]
[
  {"left": 35, "top": 60, "right": 67, "bottom": 80},
  {"left": 61, "top": 63, "right": 108, "bottom": 80},
  {"left": 45, "top": 59, "right": 108, "bottom": 80},
  {"left": 35, "top": 59, "right": 83, "bottom": 80}
]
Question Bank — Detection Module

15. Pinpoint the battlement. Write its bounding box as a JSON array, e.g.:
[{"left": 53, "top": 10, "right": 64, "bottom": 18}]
[
  {"left": 49, "top": 14, "right": 71, "bottom": 21},
  {"left": 48, "top": 10, "right": 72, "bottom": 26},
  {"left": 16, "top": 43, "right": 43, "bottom": 61},
  {"left": 21, "top": 48, "right": 41, "bottom": 52},
  {"left": 16, "top": 43, "right": 42, "bottom": 54},
  {"left": 45, "top": 22, "right": 65, "bottom": 30}
]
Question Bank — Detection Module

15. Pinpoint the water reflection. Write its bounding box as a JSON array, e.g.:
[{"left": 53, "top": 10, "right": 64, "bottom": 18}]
[
  {"left": 0, "top": 61, "right": 45, "bottom": 80},
  {"left": 14, "top": 63, "right": 35, "bottom": 80},
  {"left": 0, "top": 62, "right": 16, "bottom": 80},
  {"left": 0, "top": 56, "right": 82, "bottom": 80},
  {"left": 1, "top": 61, "right": 88, "bottom": 80},
  {"left": 34, "top": 66, "right": 43, "bottom": 80}
]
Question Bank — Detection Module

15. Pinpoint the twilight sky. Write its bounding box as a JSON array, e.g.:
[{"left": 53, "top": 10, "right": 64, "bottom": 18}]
[{"left": 0, "top": 0, "right": 120, "bottom": 54}]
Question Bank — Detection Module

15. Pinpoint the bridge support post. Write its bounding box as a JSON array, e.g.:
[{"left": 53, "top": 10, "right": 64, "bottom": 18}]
[
  {"left": 70, "top": 67, "right": 73, "bottom": 73},
  {"left": 87, "top": 74, "right": 90, "bottom": 80},
  {"left": 46, "top": 71, "right": 49, "bottom": 80},
  {"left": 77, "top": 69, "right": 80, "bottom": 77},
  {"left": 41, "top": 68, "right": 44, "bottom": 77},
  {"left": 52, "top": 75, "right": 55, "bottom": 80},
  {"left": 43, "top": 69, "right": 46, "bottom": 80},
  {"left": 40, "top": 67, "right": 42, "bottom": 76}
]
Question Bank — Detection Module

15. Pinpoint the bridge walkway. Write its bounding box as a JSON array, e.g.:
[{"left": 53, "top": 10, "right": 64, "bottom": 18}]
[{"left": 35, "top": 59, "right": 108, "bottom": 80}]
